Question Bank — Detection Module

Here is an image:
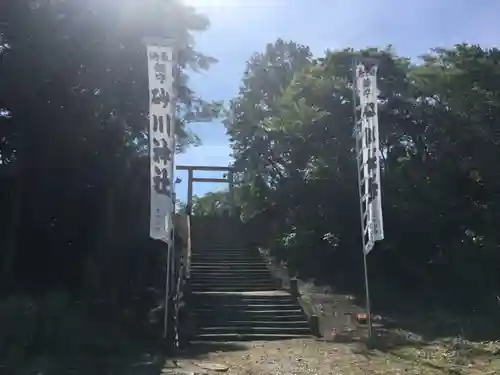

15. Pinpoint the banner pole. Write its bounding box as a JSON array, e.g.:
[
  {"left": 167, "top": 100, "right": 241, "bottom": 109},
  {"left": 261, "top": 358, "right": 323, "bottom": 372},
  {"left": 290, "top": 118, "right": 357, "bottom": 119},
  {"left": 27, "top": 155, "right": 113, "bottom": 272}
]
[
  {"left": 352, "top": 57, "right": 373, "bottom": 338},
  {"left": 143, "top": 36, "right": 176, "bottom": 341},
  {"left": 163, "top": 236, "right": 172, "bottom": 339}
]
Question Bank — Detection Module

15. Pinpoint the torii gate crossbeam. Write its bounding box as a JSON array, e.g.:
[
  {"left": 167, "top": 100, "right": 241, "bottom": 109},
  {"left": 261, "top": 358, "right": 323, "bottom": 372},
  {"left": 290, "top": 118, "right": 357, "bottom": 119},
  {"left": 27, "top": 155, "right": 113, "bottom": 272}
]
[{"left": 176, "top": 165, "right": 235, "bottom": 215}]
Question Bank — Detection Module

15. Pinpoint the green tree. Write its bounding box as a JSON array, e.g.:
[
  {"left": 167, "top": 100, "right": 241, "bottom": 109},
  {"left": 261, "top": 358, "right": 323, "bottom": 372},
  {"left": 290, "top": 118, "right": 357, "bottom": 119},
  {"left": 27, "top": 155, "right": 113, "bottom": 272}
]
[
  {"left": 191, "top": 191, "right": 232, "bottom": 216},
  {"left": 0, "top": 0, "right": 219, "bottom": 369},
  {"left": 225, "top": 39, "right": 313, "bottom": 212},
  {"left": 0, "top": 0, "right": 219, "bottom": 289},
  {"left": 227, "top": 42, "right": 500, "bottom": 309}
]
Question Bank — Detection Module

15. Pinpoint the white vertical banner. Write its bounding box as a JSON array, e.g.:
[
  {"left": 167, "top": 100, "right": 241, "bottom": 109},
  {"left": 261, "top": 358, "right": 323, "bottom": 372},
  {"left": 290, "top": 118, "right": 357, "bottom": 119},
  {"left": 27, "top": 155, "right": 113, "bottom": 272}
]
[
  {"left": 369, "top": 67, "right": 384, "bottom": 242},
  {"left": 355, "top": 60, "right": 384, "bottom": 254},
  {"left": 145, "top": 38, "right": 176, "bottom": 242}
]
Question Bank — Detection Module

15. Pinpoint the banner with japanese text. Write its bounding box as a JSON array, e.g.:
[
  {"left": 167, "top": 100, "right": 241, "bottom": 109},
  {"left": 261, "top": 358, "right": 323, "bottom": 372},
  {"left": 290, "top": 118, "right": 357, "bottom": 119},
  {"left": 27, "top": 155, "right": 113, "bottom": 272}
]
[
  {"left": 355, "top": 61, "right": 384, "bottom": 253},
  {"left": 146, "top": 40, "right": 175, "bottom": 241}
]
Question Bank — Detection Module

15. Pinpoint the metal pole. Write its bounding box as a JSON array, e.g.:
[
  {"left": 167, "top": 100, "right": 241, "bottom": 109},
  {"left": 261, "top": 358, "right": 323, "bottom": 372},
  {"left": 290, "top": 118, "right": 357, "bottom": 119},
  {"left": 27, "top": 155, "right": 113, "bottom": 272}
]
[
  {"left": 162, "top": 189, "right": 176, "bottom": 341},
  {"left": 352, "top": 57, "right": 373, "bottom": 338},
  {"left": 162, "top": 45, "right": 177, "bottom": 340},
  {"left": 163, "top": 238, "right": 172, "bottom": 339},
  {"left": 171, "top": 191, "right": 177, "bottom": 302},
  {"left": 162, "top": 148, "right": 176, "bottom": 340},
  {"left": 362, "top": 245, "right": 373, "bottom": 337}
]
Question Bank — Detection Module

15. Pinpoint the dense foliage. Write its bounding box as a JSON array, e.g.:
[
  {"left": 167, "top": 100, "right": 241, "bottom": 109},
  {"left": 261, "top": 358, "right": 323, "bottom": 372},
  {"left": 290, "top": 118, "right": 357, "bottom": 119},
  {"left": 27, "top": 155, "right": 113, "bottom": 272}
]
[
  {"left": 0, "top": 0, "right": 217, "bottom": 370},
  {"left": 218, "top": 40, "right": 500, "bottom": 311}
]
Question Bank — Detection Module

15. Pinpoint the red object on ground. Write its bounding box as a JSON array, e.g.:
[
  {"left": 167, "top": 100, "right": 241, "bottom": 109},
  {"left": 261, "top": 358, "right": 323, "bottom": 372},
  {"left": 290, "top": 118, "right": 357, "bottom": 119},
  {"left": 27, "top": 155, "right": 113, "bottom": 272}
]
[{"left": 356, "top": 313, "right": 368, "bottom": 324}]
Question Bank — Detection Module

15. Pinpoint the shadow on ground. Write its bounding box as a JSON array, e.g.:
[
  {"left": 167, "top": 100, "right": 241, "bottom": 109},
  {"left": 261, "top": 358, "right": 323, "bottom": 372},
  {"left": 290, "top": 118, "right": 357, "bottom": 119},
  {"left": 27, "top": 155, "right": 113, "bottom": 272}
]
[
  {"left": 0, "top": 292, "right": 173, "bottom": 375},
  {"left": 293, "top": 270, "right": 500, "bottom": 348},
  {"left": 302, "top": 280, "right": 500, "bottom": 347},
  {"left": 0, "top": 347, "right": 168, "bottom": 375},
  {"left": 176, "top": 341, "right": 248, "bottom": 359}
]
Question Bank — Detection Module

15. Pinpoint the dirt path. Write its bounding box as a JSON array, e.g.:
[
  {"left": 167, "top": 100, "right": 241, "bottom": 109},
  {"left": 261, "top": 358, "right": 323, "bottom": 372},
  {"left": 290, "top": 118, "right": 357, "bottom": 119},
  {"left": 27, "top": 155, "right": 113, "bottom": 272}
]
[
  {"left": 164, "top": 337, "right": 499, "bottom": 375},
  {"left": 186, "top": 339, "right": 406, "bottom": 375}
]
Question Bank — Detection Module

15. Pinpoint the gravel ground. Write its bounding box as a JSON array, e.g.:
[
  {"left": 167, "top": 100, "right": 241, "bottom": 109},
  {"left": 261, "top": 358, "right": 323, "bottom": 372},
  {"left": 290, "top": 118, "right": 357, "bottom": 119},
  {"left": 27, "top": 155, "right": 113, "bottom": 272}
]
[
  {"left": 167, "top": 337, "right": 500, "bottom": 374},
  {"left": 168, "top": 338, "right": 473, "bottom": 375},
  {"left": 194, "top": 339, "right": 378, "bottom": 374}
]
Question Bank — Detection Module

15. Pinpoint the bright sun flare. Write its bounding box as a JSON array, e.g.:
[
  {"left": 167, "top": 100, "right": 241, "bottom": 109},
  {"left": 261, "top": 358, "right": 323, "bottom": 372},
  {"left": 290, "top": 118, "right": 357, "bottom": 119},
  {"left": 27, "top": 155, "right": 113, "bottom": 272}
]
[
  {"left": 183, "top": 0, "right": 237, "bottom": 8},
  {"left": 182, "top": 0, "right": 266, "bottom": 26}
]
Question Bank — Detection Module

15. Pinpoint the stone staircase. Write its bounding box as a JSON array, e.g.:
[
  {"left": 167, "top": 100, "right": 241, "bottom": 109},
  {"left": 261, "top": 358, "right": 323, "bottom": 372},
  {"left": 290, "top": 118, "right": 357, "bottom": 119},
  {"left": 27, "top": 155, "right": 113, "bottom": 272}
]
[{"left": 188, "top": 217, "right": 311, "bottom": 342}]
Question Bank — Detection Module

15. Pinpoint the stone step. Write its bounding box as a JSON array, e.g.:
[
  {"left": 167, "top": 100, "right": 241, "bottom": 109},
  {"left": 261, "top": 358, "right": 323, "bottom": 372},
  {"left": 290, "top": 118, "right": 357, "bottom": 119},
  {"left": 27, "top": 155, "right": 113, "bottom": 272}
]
[
  {"left": 191, "top": 268, "right": 269, "bottom": 274},
  {"left": 193, "top": 245, "right": 249, "bottom": 249},
  {"left": 193, "top": 303, "right": 298, "bottom": 310},
  {"left": 192, "top": 249, "right": 260, "bottom": 253},
  {"left": 191, "top": 256, "right": 263, "bottom": 262},
  {"left": 190, "top": 276, "right": 274, "bottom": 281},
  {"left": 190, "top": 273, "right": 272, "bottom": 278},
  {"left": 192, "top": 291, "right": 295, "bottom": 297},
  {"left": 190, "top": 280, "right": 276, "bottom": 286},
  {"left": 193, "top": 313, "right": 307, "bottom": 322},
  {"left": 189, "top": 270, "right": 271, "bottom": 276},
  {"left": 193, "top": 333, "right": 309, "bottom": 341},
  {"left": 191, "top": 275, "right": 274, "bottom": 280},
  {"left": 194, "top": 308, "right": 303, "bottom": 315},
  {"left": 198, "top": 326, "right": 311, "bottom": 335},
  {"left": 191, "top": 286, "right": 279, "bottom": 292},
  {"left": 191, "top": 281, "right": 276, "bottom": 287},
  {"left": 192, "top": 248, "right": 257, "bottom": 251},
  {"left": 190, "top": 276, "right": 280, "bottom": 287},
  {"left": 191, "top": 260, "right": 267, "bottom": 269},
  {"left": 191, "top": 272, "right": 275, "bottom": 282},
  {"left": 192, "top": 296, "right": 298, "bottom": 305},
  {"left": 191, "top": 264, "right": 269, "bottom": 270},
  {"left": 191, "top": 261, "right": 266, "bottom": 265},
  {"left": 191, "top": 249, "right": 260, "bottom": 255},
  {"left": 190, "top": 275, "right": 273, "bottom": 281},
  {"left": 190, "top": 276, "right": 271, "bottom": 280},
  {"left": 194, "top": 247, "right": 255, "bottom": 250},
  {"left": 191, "top": 260, "right": 263, "bottom": 264},
  {"left": 196, "top": 320, "right": 309, "bottom": 328},
  {"left": 191, "top": 285, "right": 279, "bottom": 292},
  {"left": 191, "top": 266, "right": 269, "bottom": 271},
  {"left": 192, "top": 249, "right": 255, "bottom": 253},
  {"left": 193, "top": 251, "right": 257, "bottom": 254},
  {"left": 191, "top": 251, "right": 260, "bottom": 256}
]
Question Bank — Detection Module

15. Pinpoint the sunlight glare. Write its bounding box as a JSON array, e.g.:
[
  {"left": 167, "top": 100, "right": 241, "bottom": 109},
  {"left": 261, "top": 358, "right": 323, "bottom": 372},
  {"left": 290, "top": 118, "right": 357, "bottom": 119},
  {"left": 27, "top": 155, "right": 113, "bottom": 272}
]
[
  {"left": 182, "top": 0, "right": 275, "bottom": 29},
  {"left": 183, "top": 0, "right": 238, "bottom": 8}
]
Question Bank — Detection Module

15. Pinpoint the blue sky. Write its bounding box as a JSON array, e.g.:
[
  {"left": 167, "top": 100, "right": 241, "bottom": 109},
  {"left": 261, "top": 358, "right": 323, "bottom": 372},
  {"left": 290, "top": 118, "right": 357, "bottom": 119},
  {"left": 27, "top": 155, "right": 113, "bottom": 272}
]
[{"left": 175, "top": 0, "right": 500, "bottom": 202}]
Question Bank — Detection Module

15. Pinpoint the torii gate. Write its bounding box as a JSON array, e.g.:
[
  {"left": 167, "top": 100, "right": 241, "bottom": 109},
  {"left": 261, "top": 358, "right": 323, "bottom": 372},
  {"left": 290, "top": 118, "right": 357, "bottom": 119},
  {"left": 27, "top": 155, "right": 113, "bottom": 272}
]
[{"left": 176, "top": 165, "right": 235, "bottom": 215}]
